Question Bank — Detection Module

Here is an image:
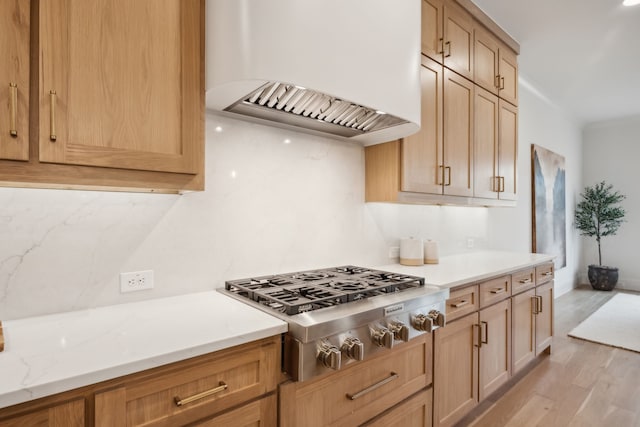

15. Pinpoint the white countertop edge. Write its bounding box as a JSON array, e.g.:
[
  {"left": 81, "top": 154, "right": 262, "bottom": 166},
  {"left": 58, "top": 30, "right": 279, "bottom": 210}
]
[{"left": 0, "top": 291, "right": 287, "bottom": 409}]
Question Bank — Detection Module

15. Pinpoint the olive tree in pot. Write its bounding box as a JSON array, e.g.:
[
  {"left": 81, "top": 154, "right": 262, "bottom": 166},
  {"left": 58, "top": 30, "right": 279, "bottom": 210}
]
[{"left": 574, "top": 181, "right": 626, "bottom": 291}]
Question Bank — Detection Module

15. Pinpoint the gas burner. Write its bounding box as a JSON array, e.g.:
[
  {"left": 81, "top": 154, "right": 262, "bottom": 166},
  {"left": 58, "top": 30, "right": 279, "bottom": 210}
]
[
  {"left": 291, "top": 272, "right": 332, "bottom": 281},
  {"left": 331, "top": 266, "right": 372, "bottom": 275},
  {"left": 325, "top": 280, "right": 369, "bottom": 292}
]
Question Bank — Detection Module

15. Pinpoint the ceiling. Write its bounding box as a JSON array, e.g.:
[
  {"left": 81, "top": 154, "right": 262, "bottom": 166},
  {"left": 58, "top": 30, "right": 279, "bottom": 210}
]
[{"left": 472, "top": 0, "right": 640, "bottom": 126}]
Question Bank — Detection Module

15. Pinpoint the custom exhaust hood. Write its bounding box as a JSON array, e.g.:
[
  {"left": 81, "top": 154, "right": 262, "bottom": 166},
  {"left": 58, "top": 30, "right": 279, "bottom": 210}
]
[{"left": 206, "top": 0, "right": 421, "bottom": 145}]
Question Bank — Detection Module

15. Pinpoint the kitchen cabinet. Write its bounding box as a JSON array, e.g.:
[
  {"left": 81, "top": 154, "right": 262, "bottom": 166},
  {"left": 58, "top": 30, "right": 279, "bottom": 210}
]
[
  {"left": 433, "top": 312, "right": 478, "bottom": 427},
  {"left": 365, "top": 58, "right": 473, "bottom": 201},
  {"left": 363, "top": 388, "right": 432, "bottom": 427},
  {"left": 0, "top": 0, "right": 205, "bottom": 193},
  {"left": 474, "top": 25, "right": 519, "bottom": 106},
  {"left": 474, "top": 87, "right": 518, "bottom": 201},
  {"left": 478, "top": 298, "right": 511, "bottom": 401},
  {"left": 511, "top": 287, "right": 536, "bottom": 374},
  {"left": 535, "top": 264, "right": 555, "bottom": 355},
  {"left": 0, "top": 0, "right": 29, "bottom": 161},
  {"left": 279, "top": 335, "right": 432, "bottom": 427},
  {"left": 421, "top": 0, "right": 444, "bottom": 63},
  {"left": 0, "top": 336, "right": 280, "bottom": 427},
  {"left": 0, "top": 398, "right": 84, "bottom": 427}
]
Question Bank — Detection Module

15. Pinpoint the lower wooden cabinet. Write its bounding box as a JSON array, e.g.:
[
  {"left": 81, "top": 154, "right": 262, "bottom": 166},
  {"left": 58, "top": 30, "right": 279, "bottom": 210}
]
[
  {"left": 363, "top": 388, "right": 432, "bottom": 427},
  {"left": 511, "top": 288, "right": 536, "bottom": 374},
  {"left": 0, "top": 398, "right": 84, "bottom": 427},
  {"left": 279, "top": 335, "right": 432, "bottom": 427},
  {"left": 479, "top": 298, "right": 511, "bottom": 400},
  {"left": 193, "top": 394, "right": 276, "bottom": 427},
  {"left": 535, "top": 280, "right": 554, "bottom": 355},
  {"left": 433, "top": 313, "right": 478, "bottom": 427}
]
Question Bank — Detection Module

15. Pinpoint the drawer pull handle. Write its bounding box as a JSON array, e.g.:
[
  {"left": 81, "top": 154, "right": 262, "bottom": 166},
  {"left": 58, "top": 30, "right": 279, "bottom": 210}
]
[
  {"left": 174, "top": 381, "right": 227, "bottom": 407},
  {"left": 346, "top": 372, "right": 398, "bottom": 400},
  {"left": 519, "top": 278, "right": 532, "bottom": 284},
  {"left": 450, "top": 299, "right": 469, "bottom": 308},
  {"left": 9, "top": 83, "right": 18, "bottom": 137},
  {"left": 49, "top": 90, "right": 57, "bottom": 141},
  {"left": 490, "top": 287, "right": 505, "bottom": 294},
  {"left": 543, "top": 271, "right": 553, "bottom": 277}
]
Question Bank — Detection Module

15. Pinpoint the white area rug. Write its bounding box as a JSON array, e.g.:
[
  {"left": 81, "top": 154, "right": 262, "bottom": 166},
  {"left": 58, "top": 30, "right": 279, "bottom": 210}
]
[{"left": 568, "top": 293, "right": 640, "bottom": 353}]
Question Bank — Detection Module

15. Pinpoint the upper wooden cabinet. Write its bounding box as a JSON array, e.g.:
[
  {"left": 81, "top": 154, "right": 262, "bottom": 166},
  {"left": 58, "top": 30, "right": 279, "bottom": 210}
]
[
  {"left": 422, "top": 0, "right": 474, "bottom": 81},
  {"left": 474, "top": 25, "right": 518, "bottom": 106},
  {"left": 0, "top": 0, "right": 30, "bottom": 162},
  {"left": 0, "top": 0, "right": 205, "bottom": 193}
]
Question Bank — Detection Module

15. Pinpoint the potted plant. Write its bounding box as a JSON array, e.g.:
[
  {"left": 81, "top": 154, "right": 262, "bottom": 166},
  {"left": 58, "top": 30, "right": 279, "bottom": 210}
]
[{"left": 574, "top": 181, "right": 626, "bottom": 291}]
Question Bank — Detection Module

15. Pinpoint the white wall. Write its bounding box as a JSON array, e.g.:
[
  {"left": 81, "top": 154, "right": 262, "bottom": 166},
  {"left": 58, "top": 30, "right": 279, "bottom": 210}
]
[
  {"left": 581, "top": 115, "right": 640, "bottom": 291},
  {"left": 0, "top": 81, "right": 584, "bottom": 320}
]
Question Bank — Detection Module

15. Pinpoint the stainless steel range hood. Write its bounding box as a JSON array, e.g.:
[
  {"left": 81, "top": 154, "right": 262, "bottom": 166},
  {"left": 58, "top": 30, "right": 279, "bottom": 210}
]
[{"left": 206, "top": 0, "right": 421, "bottom": 145}]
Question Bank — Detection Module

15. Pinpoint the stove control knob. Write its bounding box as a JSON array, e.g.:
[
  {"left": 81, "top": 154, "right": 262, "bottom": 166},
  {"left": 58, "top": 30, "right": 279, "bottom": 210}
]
[
  {"left": 341, "top": 337, "right": 365, "bottom": 361},
  {"left": 389, "top": 321, "right": 410, "bottom": 342},
  {"left": 428, "top": 309, "right": 446, "bottom": 328},
  {"left": 371, "top": 327, "right": 394, "bottom": 348},
  {"left": 412, "top": 313, "right": 434, "bottom": 332},
  {"left": 318, "top": 343, "right": 342, "bottom": 370}
]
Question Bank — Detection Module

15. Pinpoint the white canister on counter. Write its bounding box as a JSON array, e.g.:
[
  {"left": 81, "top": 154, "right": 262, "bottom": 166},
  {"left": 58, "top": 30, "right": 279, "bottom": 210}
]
[
  {"left": 424, "top": 240, "right": 439, "bottom": 264},
  {"left": 400, "top": 237, "right": 424, "bottom": 266}
]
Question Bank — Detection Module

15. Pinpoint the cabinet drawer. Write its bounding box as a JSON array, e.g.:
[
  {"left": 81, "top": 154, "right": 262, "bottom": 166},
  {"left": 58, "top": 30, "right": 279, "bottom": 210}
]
[
  {"left": 279, "top": 336, "right": 431, "bottom": 427},
  {"left": 362, "top": 387, "right": 432, "bottom": 427},
  {"left": 196, "top": 394, "right": 276, "bottom": 427},
  {"left": 511, "top": 268, "right": 535, "bottom": 294},
  {"left": 479, "top": 275, "right": 511, "bottom": 307},
  {"left": 95, "top": 336, "right": 280, "bottom": 427},
  {"left": 535, "top": 262, "right": 555, "bottom": 284},
  {"left": 446, "top": 285, "right": 479, "bottom": 321}
]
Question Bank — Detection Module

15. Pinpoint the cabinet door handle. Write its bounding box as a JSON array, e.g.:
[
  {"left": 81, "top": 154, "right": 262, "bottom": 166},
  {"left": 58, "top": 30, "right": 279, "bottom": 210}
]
[
  {"left": 474, "top": 323, "right": 482, "bottom": 348},
  {"left": 49, "top": 90, "right": 57, "bottom": 141},
  {"left": 346, "top": 372, "right": 398, "bottom": 400},
  {"left": 444, "top": 41, "right": 451, "bottom": 58},
  {"left": 481, "top": 321, "right": 489, "bottom": 344},
  {"left": 438, "top": 38, "right": 445, "bottom": 55},
  {"left": 438, "top": 165, "right": 444, "bottom": 186},
  {"left": 499, "top": 76, "right": 505, "bottom": 90},
  {"left": 495, "top": 74, "right": 501, "bottom": 89},
  {"left": 490, "top": 287, "right": 505, "bottom": 294},
  {"left": 531, "top": 296, "right": 538, "bottom": 314},
  {"left": 537, "top": 295, "right": 543, "bottom": 313},
  {"left": 174, "top": 381, "right": 228, "bottom": 407},
  {"left": 445, "top": 166, "right": 451, "bottom": 186},
  {"left": 450, "top": 299, "right": 469, "bottom": 308},
  {"left": 499, "top": 176, "right": 505, "bottom": 192},
  {"left": 9, "top": 83, "right": 18, "bottom": 137}
]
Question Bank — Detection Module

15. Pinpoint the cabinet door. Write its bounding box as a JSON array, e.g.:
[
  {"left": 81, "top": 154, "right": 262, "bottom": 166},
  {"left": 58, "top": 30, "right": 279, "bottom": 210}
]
[
  {"left": 402, "top": 56, "right": 443, "bottom": 195},
  {"left": 512, "top": 288, "right": 535, "bottom": 374},
  {"left": 443, "top": 69, "right": 474, "bottom": 197},
  {"left": 498, "top": 100, "right": 518, "bottom": 200},
  {"left": 195, "top": 394, "right": 276, "bottom": 427},
  {"left": 474, "top": 26, "right": 499, "bottom": 96},
  {"left": 0, "top": 0, "right": 29, "bottom": 161},
  {"left": 535, "top": 281, "right": 554, "bottom": 355},
  {"left": 421, "top": 0, "right": 444, "bottom": 63},
  {"left": 479, "top": 299, "right": 511, "bottom": 400},
  {"left": 38, "top": 0, "right": 202, "bottom": 174},
  {"left": 498, "top": 46, "right": 518, "bottom": 106},
  {"left": 363, "top": 387, "right": 432, "bottom": 427},
  {"left": 443, "top": 1, "right": 474, "bottom": 80},
  {"left": 473, "top": 86, "right": 499, "bottom": 199},
  {"left": 434, "top": 313, "right": 478, "bottom": 427},
  {"left": 0, "top": 399, "right": 84, "bottom": 427}
]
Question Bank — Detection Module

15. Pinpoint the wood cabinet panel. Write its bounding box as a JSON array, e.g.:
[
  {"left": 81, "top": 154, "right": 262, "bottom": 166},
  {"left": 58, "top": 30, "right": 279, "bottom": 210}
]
[
  {"left": 473, "top": 25, "right": 500, "bottom": 96},
  {"left": 535, "top": 281, "right": 554, "bottom": 355},
  {"left": 511, "top": 268, "right": 535, "bottom": 295},
  {"left": 498, "top": 99, "right": 518, "bottom": 200},
  {"left": 363, "top": 388, "right": 432, "bottom": 427},
  {"left": 498, "top": 45, "right": 518, "bottom": 106},
  {"left": 479, "top": 299, "right": 511, "bottom": 400},
  {"left": 443, "top": 1, "right": 474, "bottom": 80},
  {"left": 402, "top": 56, "right": 443, "bottom": 195},
  {"left": 421, "top": 0, "right": 444, "bottom": 62},
  {"left": 479, "top": 275, "right": 511, "bottom": 308},
  {"left": 443, "top": 69, "right": 474, "bottom": 197},
  {"left": 434, "top": 313, "right": 478, "bottom": 427},
  {"left": 195, "top": 394, "right": 276, "bottom": 427},
  {"left": 512, "top": 288, "right": 536, "bottom": 374},
  {"left": 445, "top": 284, "right": 478, "bottom": 322},
  {"left": 0, "top": 398, "right": 84, "bottom": 427},
  {"left": 473, "top": 86, "right": 499, "bottom": 199},
  {"left": 0, "top": 0, "right": 30, "bottom": 161},
  {"left": 279, "top": 336, "right": 431, "bottom": 427},
  {"left": 95, "top": 336, "right": 280, "bottom": 427},
  {"left": 536, "top": 262, "right": 555, "bottom": 285},
  {"left": 38, "top": 0, "right": 202, "bottom": 175}
]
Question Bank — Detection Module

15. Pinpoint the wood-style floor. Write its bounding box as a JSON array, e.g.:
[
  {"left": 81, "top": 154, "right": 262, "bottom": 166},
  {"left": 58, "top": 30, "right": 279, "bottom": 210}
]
[{"left": 461, "top": 286, "right": 640, "bottom": 427}]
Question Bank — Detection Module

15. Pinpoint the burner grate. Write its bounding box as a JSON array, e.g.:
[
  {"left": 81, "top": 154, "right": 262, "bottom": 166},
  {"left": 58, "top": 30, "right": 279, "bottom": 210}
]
[{"left": 225, "top": 265, "right": 424, "bottom": 315}]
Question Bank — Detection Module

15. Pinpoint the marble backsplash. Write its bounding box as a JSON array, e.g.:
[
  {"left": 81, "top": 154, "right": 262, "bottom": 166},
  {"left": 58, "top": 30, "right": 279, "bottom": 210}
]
[{"left": 0, "top": 113, "right": 491, "bottom": 320}]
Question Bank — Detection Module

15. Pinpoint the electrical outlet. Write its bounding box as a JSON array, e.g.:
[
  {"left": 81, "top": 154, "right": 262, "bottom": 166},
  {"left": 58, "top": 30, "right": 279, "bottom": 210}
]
[
  {"left": 467, "top": 238, "right": 475, "bottom": 249},
  {"left": 389, "top": 246, "right": 400, "bottom": 259},
  {"left": 120, "top": 270, "right": 154, "bottom": 293}
]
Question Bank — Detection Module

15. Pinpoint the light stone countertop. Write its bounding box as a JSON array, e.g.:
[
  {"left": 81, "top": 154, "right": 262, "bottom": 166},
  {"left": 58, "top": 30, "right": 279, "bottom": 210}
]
[
  {"left": 376, "top": 250, "right": 555, "bottom": 288},
  {"left": 0, "top": 291, "right": 287, "bottom": 409}
]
